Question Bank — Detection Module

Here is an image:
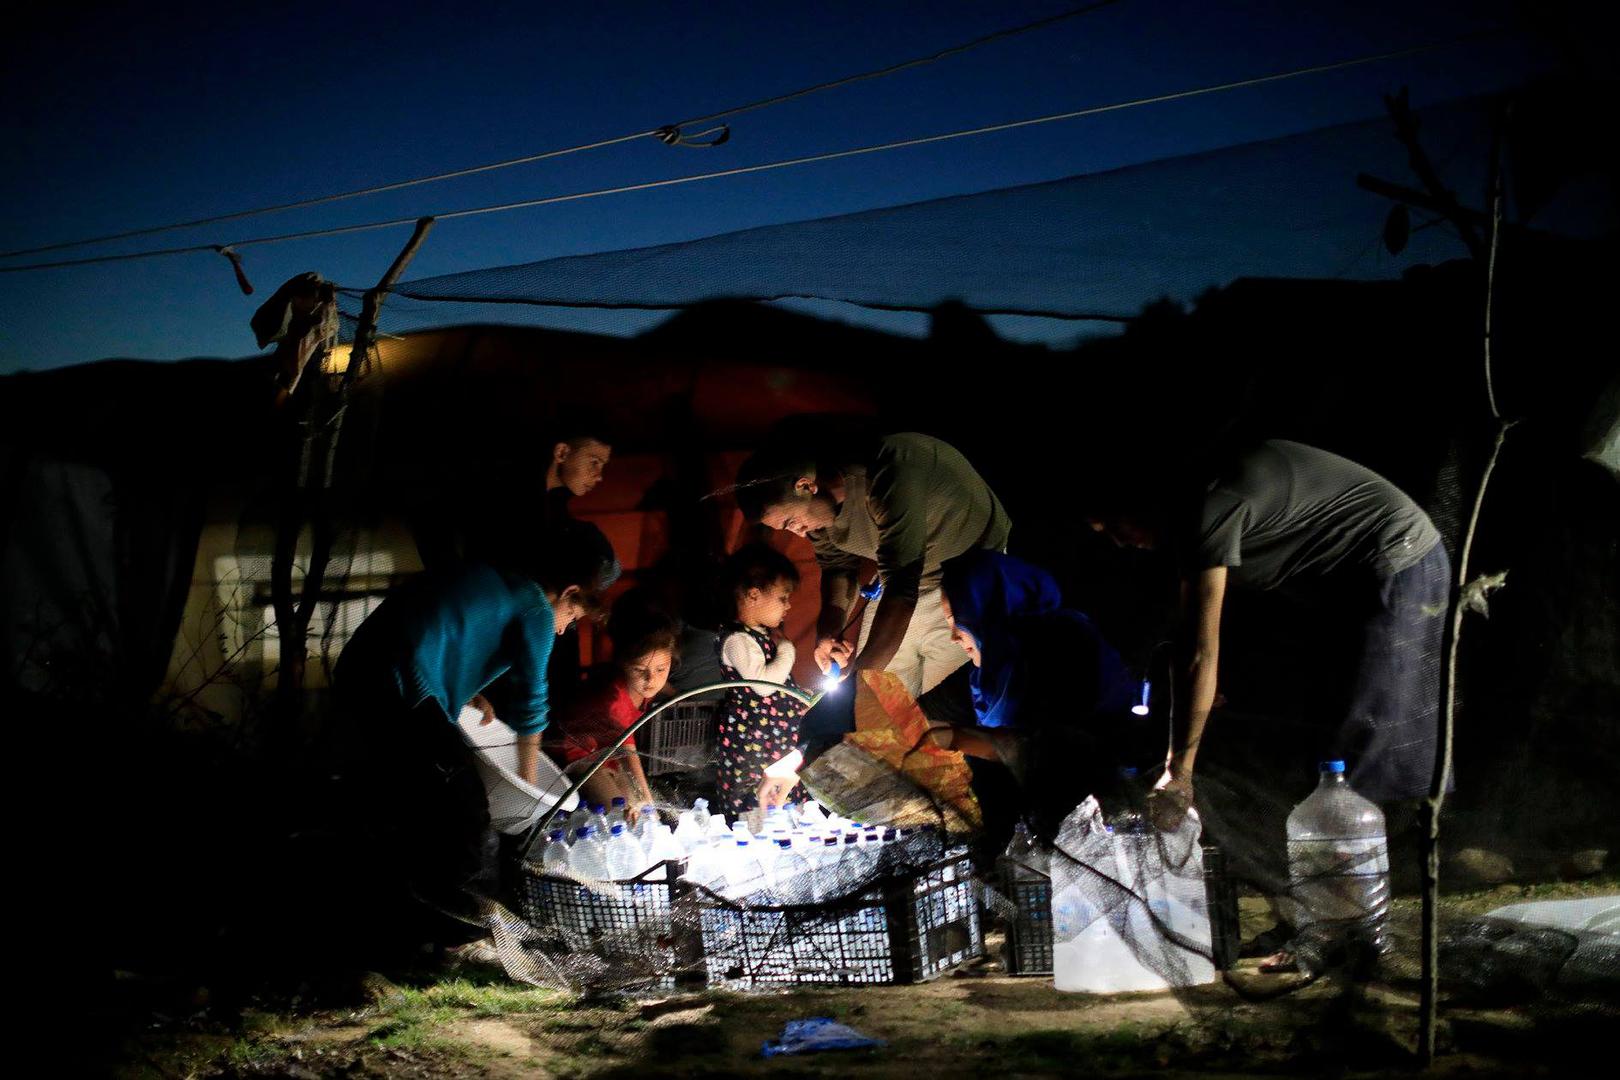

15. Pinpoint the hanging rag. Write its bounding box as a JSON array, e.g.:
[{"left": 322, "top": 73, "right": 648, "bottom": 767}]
[{"left": 252, "top": 271, "right": 338, "bottom": 397}]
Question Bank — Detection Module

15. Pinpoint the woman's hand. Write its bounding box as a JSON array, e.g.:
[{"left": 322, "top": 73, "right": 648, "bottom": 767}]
[{"left": 468, "top": 693, "right": 497, "bottom": 726}]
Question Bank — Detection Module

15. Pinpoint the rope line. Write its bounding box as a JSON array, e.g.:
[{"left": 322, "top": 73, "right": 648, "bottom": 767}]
[
  {"left": 0, "top": 2, "right": 1125, "bottom": 260},
  {"left": 0, "top": 29, "right": 1509, "bottom": 276}
]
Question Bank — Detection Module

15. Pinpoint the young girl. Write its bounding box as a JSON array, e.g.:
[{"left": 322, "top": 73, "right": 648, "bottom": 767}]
[
  {"left": 714, "top": 544, "right": 810, "bottom": 817},
  {"left": 550, "top": 598, "right": 678, "bottom": 820}
]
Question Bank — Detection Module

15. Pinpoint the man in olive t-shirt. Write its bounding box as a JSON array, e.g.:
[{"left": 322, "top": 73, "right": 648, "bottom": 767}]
[
  {"left": 1090, "top": 439, "right": 1450, "bottom": 808},
  {"left": 736, "top": 430, "right": 1012, "bottom": 701}
]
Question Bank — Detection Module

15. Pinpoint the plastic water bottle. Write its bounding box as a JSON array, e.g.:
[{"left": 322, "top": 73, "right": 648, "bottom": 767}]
[
  {"left": 589, "top": 803, "right": 611, "bottom": 834},
  {"left": 640, "top": 822, "right": 684, "bottom": 873},
  {"left": 1286, "top": 760, "right": 1390, "bottom": 972},
  {"left": 541, "top": 828, "right": 570, "bottom": 874},
  {"left": 607, "top": 796, "right": 629, "bottom": 830},
  {"left": 838, "top": 832, "right": 875, "bottom": 888},
  {"left": 729, "top": 837, "right": 770, "bottom": 902},
  {"left": 754, "top": 830, "right": 780, "bottom": 884},
  {"left": 682, "top": 835, "right": 723, "bottom": 890},
  {"left": 774, "top": 838, "right": 817, "bottom": 904},
  {"left": 605, "top": 823, "right": 641, "bottom": 880},
  {"left": 634, "top": 803, "right": 659, "bottom": 840},
  {"left": 569, "top": 826, "right": 611, "bottom": 883},
  {"left": 673, "top": 799, "right": 708, "bottom": 852},
  {"left": 1003, "top": 821, "right": 1049, "bottom": 876},
  {"left": 706, "top": 814, "right": 735, "bottom": 845}
]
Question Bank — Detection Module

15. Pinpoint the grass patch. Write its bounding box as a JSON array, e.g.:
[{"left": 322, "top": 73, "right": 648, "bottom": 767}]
[
  {"left": 396, "top": 975, "right": 570, "bottom": 1016},
  {"left": 224, "top": 1037, "right": 283, "bottom": 1066},
  {"left": 1430, "top": 873, "right": 1620, "bottom": 916}
]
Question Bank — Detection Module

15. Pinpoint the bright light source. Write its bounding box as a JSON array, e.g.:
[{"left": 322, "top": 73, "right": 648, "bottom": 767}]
[
  {"left": 821, "top": 659, "right": 843, "bottom": 694},
  {"left": 1131, "top": 678, "right": 1151, "bottom": 717}
]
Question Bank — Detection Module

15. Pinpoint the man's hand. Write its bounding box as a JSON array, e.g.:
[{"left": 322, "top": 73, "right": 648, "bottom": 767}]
[
  {"left": 813, "top": 637, "right": 853, "bottom": 675},
  {"left": 1148, "top": 771, "right": 1194, "bottom": 832},
  {"left": 468, "top": 693, "right": 497, "bottom": 726}
]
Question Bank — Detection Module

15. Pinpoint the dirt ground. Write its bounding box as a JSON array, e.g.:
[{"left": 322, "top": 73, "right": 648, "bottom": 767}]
[{"left": 103, "top": 879, "right": 1616, "bottom": 1079}]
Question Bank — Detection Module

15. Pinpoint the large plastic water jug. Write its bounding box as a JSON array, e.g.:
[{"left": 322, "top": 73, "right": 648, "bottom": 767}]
[{"left": 1286, "top": 760, "right": 1389, "bottom": 972}]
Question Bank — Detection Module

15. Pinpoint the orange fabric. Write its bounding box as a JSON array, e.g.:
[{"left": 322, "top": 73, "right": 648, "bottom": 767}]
[{"left": 847, "top": 670, "right": 982, "bottom": 830}]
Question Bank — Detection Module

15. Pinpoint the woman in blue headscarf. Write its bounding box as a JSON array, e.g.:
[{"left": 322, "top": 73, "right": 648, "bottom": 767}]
[{"left": 940, "top": 549, "right": 1148, "bottom": 840}]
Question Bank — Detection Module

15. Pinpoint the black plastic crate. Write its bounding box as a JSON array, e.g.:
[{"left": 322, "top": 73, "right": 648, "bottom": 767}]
[
  {"left": 998, "top": 844, "right": 1240, "bottom": 976},
  {"left": 520, "top": 858, "right": 688, "bottom": 984},
  {"left": 699, "top": 848, "right": 982, "bottom": 988},
  {"left": 998, "top": 855, "right": 1054, "bottom": 976}
]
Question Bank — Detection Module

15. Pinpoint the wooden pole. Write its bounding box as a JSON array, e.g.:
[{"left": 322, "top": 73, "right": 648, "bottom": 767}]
[
  {"left": 1417, "top": 103, "right": 1510, "bottom": 1068},
  {"left": 270, "top": 217, "right": 435, "bottom": 717}
]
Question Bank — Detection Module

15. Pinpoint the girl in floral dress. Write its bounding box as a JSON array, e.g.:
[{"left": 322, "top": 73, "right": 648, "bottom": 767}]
[{"left": 714, "top": 544, "right": 809, "bottom": 817}]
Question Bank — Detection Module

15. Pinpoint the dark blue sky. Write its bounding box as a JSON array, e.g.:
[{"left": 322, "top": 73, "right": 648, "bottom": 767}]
[{"left": 0, "top": 1, "right": 1569, "bottom": 372}]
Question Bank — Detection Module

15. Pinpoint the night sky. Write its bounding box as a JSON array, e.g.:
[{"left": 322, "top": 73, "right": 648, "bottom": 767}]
[{"left": 0, "top": 1, "right": 1572, "bottom": 373}]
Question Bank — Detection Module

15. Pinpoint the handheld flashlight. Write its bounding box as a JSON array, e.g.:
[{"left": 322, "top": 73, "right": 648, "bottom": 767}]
[
  {"left": 1131, "top": 678, "right": 1151, "bottom": 717},
  {"left": 822, "top": 660, "right": 843, "bottom": 694}
]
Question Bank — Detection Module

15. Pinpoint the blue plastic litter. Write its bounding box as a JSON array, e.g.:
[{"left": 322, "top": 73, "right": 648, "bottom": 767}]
[{"left": 761, "top": 1017, "right": 885, "bottom": 1058}]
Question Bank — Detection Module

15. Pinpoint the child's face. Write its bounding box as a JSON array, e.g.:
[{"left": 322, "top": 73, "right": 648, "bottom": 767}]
[
  {"left": 742, "top": 579, "right": 795, "bottom": 629},
  {"left": 623, "top": 648, "right": 673, "bottom": 703}
]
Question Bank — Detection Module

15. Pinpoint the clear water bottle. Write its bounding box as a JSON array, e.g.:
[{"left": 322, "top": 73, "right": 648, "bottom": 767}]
[
  {"left": 601, "top": 823, "right": 636, "bottom": 880},
  {"left": 589, "top": 803, "right": 611, "bottom": 834},
  {"left": 673, "top": 801, "right": 708, "bottom": 853},
  {"left": 730, "top": 837, "right": 772, "bottom": 903},
  {"left": 773, "top": 838, "right": 817, "bottom": 904},
  {"left": 641, "top": 822, "right": 685, "bottom": 873},
  {"left": 541, "top": 828, "right": 569, "bottom": 874},
  {"left": 706, "top": 814, "right": 735, "bottom": 844},
  {"left": 569, "top": 826, "right": 611, "bottom": 883},
  {"left": 635, "top": 804, "right": 659, "bottom": 841},
  {"left": 607, "top": 796, "right": 629, "bottom": 831},
  {"left": 1286, "top": 760, "right": 1390, "bottom": 973}
]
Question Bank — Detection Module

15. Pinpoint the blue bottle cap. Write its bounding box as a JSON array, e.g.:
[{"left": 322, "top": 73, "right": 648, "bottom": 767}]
[
  {"left": 778, "top": 839, "right": 793, "bottom": 849},
  {"left": 611, "top": 796, "right": 627, "bottom": 808},
  {"left": 591, "top": 803, "right": 606, "bottom": 814},
  {"left": 548, "top": 829, "right": 564, "bottom": 841},
  {"left": 576, "top": 826, "right": 594, "bottom": 839},
  {"left": 1320, "top": 760, "right": 1346, "bottom": 774},
  {"left": 610, "top": 823, "right": 625, "bottom": 835}
]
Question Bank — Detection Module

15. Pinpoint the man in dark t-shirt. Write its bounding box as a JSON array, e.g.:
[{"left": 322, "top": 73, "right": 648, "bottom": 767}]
[
  {"left": 1090, "top": 439, "right": 1450, "bottom": 807},
  {"left": 1088, "top": 440, "right": 1450, "bottom": 971}
]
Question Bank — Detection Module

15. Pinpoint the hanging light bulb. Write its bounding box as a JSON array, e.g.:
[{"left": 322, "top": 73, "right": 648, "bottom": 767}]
[{"left": 1131, "top": 678, "right": 1151, "bottom": 717}]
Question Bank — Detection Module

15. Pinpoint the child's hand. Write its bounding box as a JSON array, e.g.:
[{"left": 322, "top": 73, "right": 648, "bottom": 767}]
[
  {"left": 468, "top": 693, "right": 496, "bottom": 726},
  {"left": 756, "top": 774, "right": 798, "bottom": 811}
]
